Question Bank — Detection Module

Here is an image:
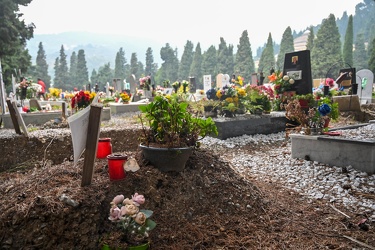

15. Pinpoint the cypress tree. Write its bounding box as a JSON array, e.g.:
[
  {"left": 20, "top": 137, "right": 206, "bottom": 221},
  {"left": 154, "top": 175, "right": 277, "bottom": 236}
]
[
  {"left": 130, "top": 53, "right": 139, "bottom": 79},
  {"left": 97, "top": 63, "right": 113, "bottom": 86},
  {"left": 353, "top": 33, "right": 368, "bottom": 70},
  {"left": 234, "top": 30, "right": 255, "bottom": 82},
  {"left": 217, "top": 37, "right": 228, "bottom": 74},
  {"left": 114, "top": 48, "right": 126, "bottom": 79},
  {"left": 311, "top": 14, "right": 342, "bottom": 79},
  {"left": 226, "top": 44, "right": 235, "bottom": 76},
  {"left": 306, "top": 26, "right": 315, "bottom": 52},
  {"left": 145, "top": 47, "right": 156, "bottom": 78},
  {"left": 53, "top": 57, "right": 59, "bottom": 88},
  {"left": 69, "top": 51, "right": 77, "bottom": 87},
  {"left": 368, "top": 37, "right": 375, "bottom": 73},
  {"left": 179, "top": 40, "right": 194, "bottom": 80},
  {"left": 343, "top": 15, "right": 354, "bottom": 67},
  {"left": 76, "top": 49, "right": 89, "bottom": 88},
  {"left": 189, "top": 43, "right": 203, "bottom": 88},
  {"left": 201, "top": 45, "right": 217, "bottom": 81},
  {"left": 35, "top": 42, "right": 51, "bottom": 88},
  {"left": 258, "top": 33, "right": 276, "bottom": 82},
  {"left": 159, "top": 43, "right": 179, "bottom": 82},
  {"left": 54, "top": 45, "right": 69, "bottom": 89},
  {"left": 276, "top": 26, "right": 295, "bottom": 70}
]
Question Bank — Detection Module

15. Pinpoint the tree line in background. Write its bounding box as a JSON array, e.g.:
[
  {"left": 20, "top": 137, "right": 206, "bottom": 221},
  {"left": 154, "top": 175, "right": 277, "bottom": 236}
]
[{"left": 1, "top": 0, "right": 375, "bottom": 93}]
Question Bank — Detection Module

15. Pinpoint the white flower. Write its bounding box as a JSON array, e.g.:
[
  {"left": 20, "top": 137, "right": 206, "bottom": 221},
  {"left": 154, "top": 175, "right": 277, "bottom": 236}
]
[{"left": 289, "top": 79, "right": 295, "bottom": 84}]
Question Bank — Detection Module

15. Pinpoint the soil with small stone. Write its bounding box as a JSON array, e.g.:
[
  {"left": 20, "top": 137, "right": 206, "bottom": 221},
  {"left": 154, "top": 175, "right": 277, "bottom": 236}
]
[{"left": 0, "top": 105, "right": 375, "bottom": 249}]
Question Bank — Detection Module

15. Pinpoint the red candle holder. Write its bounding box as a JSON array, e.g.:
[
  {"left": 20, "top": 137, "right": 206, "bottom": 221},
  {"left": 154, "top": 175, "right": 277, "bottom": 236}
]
[
  {"left": 96, "top": 138, "right": 112, "bottom": 159},
  {"left": 107, "top": 154, "right": 127, "bottom": 181}
]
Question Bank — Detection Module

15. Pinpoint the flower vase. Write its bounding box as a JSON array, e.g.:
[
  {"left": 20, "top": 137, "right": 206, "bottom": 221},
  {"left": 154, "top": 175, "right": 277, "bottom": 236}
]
[
  {"left": 173, "top": 86, "right": 178, "bottom": 93},
  {"left": 324, "top": 118, "right": 330, "bottom": 128},
  {"left": 222, "top": 110, "right": 234, "bottom": 118},
  {"left": 204, "top": 106, "right": 217, "bottom": 118}
]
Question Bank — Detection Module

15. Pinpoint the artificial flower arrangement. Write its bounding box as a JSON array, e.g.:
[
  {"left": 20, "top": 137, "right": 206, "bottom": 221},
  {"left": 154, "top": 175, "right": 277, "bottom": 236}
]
[
  {"left": 15, "top": 78, "right": 42, "bottom": 100},
  {"left": 108, "top": 193, "right": 156, "bottom": 247},
  {"left": 49, "top": 88, "right": 62, "bottom": 99},
  {"left": 171, "top": 81, "right": 181, "bottom": 93},
  {"left": 181, "top": 80, "right": 189, "bottom": 94},
  {"left": 162, "top": 80, "right": 170, "bottom": 88},
  {"left": 268, "top": 70, "right": 296, "bottom": 95},
  {"left": 71, "top": 90, "right": 95, "bottom": 110},
  {"left": 139, "top": 76, "right": 151, "bottom": 90},
  {"left": 120, "top": 92, "right": 131, "bottom": 103},
  {"left": 284, "top": 98, "right": 333, "bottom": 135},
  {"left": 231, "top": 75, "right": 244, "bottom": 86},
  {"left": 108, "top": 86, "right": 115, "bottom": 95}
]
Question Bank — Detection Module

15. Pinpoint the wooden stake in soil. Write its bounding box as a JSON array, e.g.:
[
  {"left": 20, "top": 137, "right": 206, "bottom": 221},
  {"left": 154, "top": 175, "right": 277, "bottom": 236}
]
[{"left": 81, "top": 104, "right": 102, "bottom": 187}]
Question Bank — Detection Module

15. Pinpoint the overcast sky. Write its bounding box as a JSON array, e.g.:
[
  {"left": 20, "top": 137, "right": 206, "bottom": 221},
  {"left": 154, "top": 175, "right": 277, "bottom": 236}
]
[{"left": 19, "top": 0, "right": 361, "bottom": 52}]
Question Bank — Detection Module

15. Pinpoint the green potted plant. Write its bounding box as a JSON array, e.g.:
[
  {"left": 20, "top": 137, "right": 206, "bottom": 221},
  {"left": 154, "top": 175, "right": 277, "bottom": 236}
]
[
  {"left": 138, "top": 94, "right": 218, "bottom": 172},
  {"left": 293, "top": 93, "right": 314, "bottom": 108}
]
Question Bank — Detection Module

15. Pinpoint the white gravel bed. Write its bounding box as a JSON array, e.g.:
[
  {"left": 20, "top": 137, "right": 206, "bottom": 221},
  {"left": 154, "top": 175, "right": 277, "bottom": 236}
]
[{"left": 201, "top": 124, "right": 375, "bottom": 221}]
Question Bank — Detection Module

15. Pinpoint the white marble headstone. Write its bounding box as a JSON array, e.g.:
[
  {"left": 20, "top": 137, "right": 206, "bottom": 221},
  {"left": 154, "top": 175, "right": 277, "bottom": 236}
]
[
  {"left": 356, "top": 69, "right": 374, "bottom": 104},
  {"left": 216, "top": 74, "right": 224, "bottom": 89},
  {"left": 223, "top": 74, "right": 230, "bottom": 87},
  {"left": 129, "top": 75, "right": 137, "bottom": 95},
  {"left": 203, "top": 75, "right": 212, "bottom": 93}
]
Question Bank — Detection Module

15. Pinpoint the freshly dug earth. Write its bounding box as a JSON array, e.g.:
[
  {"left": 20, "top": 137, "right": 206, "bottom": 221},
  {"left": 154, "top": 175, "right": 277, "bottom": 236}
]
[{"left": 0, "top": 107, "right": 375, "bottom": 249}]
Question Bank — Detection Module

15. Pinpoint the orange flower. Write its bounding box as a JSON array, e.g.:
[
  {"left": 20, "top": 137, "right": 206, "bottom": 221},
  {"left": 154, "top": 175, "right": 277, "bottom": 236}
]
[{"left": 268, "top": 73, "right": 277, "bottom": 82}]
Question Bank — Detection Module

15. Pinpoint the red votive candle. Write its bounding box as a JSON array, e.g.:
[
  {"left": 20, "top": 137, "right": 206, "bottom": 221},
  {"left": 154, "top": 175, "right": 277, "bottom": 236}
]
[
  {"left": 107, "top": 154, "right": 127, "bottom": 181},
  {"left": 96, "top": 138, "right": 112, "bottom": 159}
]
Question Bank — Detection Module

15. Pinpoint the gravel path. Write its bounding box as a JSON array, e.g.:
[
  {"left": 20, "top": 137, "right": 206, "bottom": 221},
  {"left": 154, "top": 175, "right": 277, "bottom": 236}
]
[{"left": 202, "top": 123, "right": 375, "bottom": 221}]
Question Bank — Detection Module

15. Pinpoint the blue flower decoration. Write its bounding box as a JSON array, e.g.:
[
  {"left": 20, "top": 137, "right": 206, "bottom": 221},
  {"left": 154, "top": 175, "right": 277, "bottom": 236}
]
[
  {"left": 318, "top": 103, "right": 331, "bottom": 116},
  {"left": 206, "top": 88, "right": 218, "bottom": 100}
]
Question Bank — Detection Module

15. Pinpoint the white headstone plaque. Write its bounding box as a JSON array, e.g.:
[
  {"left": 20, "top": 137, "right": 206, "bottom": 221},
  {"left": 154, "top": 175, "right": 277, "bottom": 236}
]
[{"left": 203, "top": 75, "right": 212, "bottom": 93}]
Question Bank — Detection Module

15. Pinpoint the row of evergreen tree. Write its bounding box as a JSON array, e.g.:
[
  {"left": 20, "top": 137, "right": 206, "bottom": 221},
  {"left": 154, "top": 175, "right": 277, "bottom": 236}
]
[{"left": 1, "top": 0, "right": 375, "bottom": 92}]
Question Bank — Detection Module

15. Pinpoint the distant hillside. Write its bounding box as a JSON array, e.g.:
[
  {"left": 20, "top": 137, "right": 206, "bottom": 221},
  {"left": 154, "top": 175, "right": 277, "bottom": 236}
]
[{"left": 26, "top": 32, "right": 164, "bottom": 76}]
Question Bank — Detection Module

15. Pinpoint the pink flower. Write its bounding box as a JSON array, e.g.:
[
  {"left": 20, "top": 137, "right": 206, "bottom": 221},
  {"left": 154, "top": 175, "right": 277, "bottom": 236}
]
[
  {"left": 108, "top": 207, "right": 121, "bottom": 221},
  {"left": 132, "top": 193, "right": 145, "bottom": 206},
  {"left": 112, "top": 195, "right": 124, "bottom": 205}
]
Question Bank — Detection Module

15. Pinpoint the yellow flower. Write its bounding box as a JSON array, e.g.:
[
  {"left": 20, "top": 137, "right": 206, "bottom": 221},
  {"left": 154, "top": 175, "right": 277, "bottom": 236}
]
[
  {"left": 237, "top": 88, "right": 246, "bottom": 97},
  {"left": 225, "top": 97, "right": 233, "bottom": 103},
  {"left": 216, "top": 90, "right": 222, "bottom": 99}
]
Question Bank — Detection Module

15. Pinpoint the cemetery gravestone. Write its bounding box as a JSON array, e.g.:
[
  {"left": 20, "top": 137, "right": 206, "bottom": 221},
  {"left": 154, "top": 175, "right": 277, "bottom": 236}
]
[
  {"left": 29, "top": 98, "right": 42, "bottom": 111},
  {"left": 203, "top": 75, "right": 212, "bottom": 93},
  {"left": 189, "top": 77, "right": 196, "bottom": 93},
  {"left": 223, "top": 74, "right": 230, "bottom": 87},
  {"left": 113, "top": 78, "right": 122, "bottom": 92},
  {"left": 356, "top": 69, "right": 374, "bottom": 104},
  {"left": 216, "top": 74, "right": 224, "bottom": 89},
  {"left": 129, "top": 75, "right": 137, "bottom": 95},
  {"left": 106, "top": 82, "right": 109, "bottom": 97}
]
